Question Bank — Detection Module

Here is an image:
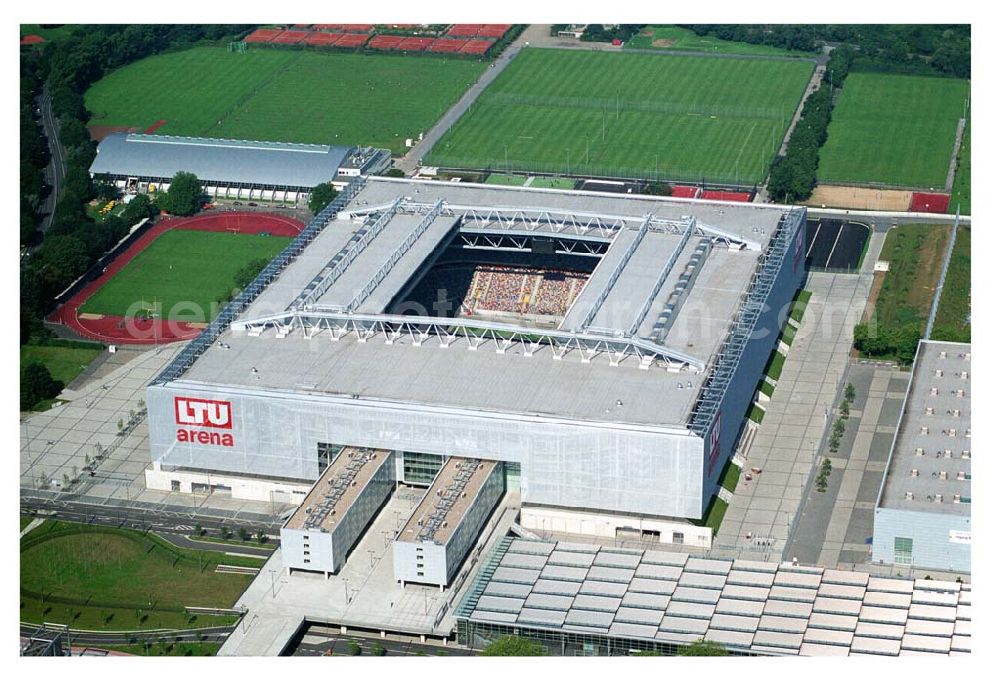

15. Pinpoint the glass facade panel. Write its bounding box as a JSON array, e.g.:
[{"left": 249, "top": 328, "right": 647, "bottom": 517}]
[
  {"left": 894, "top": 537, "right": 914, "bottom": 565},
  {"left": 403, "top": 451, "right": 444, "bottom": 486}
]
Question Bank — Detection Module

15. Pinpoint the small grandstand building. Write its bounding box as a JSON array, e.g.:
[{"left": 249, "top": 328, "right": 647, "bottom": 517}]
[
  {"left": 145, "top": 177, "right": 807, "bottom": 545},
  {"left": 88, "top": 133, "right": 390, "bottom": 203}
]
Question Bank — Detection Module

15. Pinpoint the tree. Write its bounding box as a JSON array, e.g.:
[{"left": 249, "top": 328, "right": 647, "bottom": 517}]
[
  {"left": 158, "top": 171, "right": 202, "bottom": 216},
  {"left": 384, "top": 167, "right": 406, "bottom": 178},
  {"left": 845, "top": 383, "right": 856, "bottom": 403},
  {"left": 238, "top": 526, "right": 248, "bottom": 541},
  {"left": 678, "top": 639, "right": 728, "bottom": 656},
  {"left": 482, "top": 636, "right": 547, "bottom": 656},
  {"left": 308, "top": 182, "right": 337, "bottom": 214},
  {"left": 21, "top": 361, "right": 62, "bottom": 410},
  {"left": 370, "top": 642, "right": 386, "bottom": 656},
  {"left": 346, "top": 639, "right": 361, "bottom": 655},
  {"left": 233, "top": 258, "right": 270, "bottom": 290}
]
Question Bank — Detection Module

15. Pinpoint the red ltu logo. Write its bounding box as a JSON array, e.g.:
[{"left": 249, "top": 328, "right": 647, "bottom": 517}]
[{"left": 175, "top": 397, "right": 232, "bottom": 429}]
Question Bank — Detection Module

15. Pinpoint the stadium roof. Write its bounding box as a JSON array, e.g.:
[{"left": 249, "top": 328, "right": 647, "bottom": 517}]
[
  {"left": 89, "top": 133, "right": 354, "bottom": 188},
  {"left": 167, "top": 178, "right": 803, "bottom": 429},
  {"left": 456, "top": 538, "right": 972, "bottom": 656},
  {"left": 878, "top": 340, "right": 971, "bottom": 514}
]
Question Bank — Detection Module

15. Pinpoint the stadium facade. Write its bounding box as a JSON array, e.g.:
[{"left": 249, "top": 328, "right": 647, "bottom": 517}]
[
  {"left": 145, "top": 177, "right": 807, "bottom": 543},
  {"left": 872, "top": 340, "right": 972, "bottom": 573},
  {"left": 88, "top": 133, "right": 390, "bottom": 202}
]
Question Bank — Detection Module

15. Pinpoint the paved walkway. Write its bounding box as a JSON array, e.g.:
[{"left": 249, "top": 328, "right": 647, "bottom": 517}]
[
  {"left": 786, "top": 363, "right": 909, "bottom": 566},
  {"left": 713, "top": 228, "right": 886, "bottom": 561}
]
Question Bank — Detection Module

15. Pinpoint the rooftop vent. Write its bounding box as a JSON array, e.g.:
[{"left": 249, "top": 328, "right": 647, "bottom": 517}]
[
  {"left": 935, "top": 370, "right": 943, "bottom": 377},
  {"left": 930, "top": 387, "right": 939, "bottom": 396},
  {"left": 944, "top": 449, "right": 953, "bottom": 458},
  {"left": 905, "top": 491, "right": 914, "bottom": 500},
  {"left": 960, "top": 371, "right": 969, "bottom": 380},
  {"left": 961, "top": 450, "right": 970, "bottom": 459},
  {"left": 939, "top": 351, "right": 948, "bottom": 359},
  {"left": 954, "top": 494, "right": 962, "bottom": 503},
  {"left": 934, "top": 494, "right": 943, "bottom": 503},
  {"left": 957, "top": 389, "right": 966, "bottom": 397},
  {"left": 940, "top": 471, "right": 949, "bottom": 480},
  {"left": 953, "top": 409, "right": 961, "bottom": 417},
  {"left": 914, "top": 448, "right": 925, "bottom": 456},
  {"left": 958, "top": 471, "right": 967, "bottom": 481},
  {"left": 920, "top": 426, "right": 929, "bottom": 435},
  {"left": 925, "top": 407, "right": 934, "bottom": 415},
  {"left": 910, "top": 468, "right": 920, "bottom": 478}
]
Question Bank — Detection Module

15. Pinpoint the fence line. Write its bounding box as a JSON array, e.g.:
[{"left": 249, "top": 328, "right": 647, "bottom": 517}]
[{"left": 483, "top": 92, "right": 789, "bottom": 121}]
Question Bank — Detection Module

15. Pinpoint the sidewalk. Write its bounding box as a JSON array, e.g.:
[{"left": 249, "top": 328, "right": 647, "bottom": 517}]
[{"left": 711, "top": 271, "right": 872, "bottom": 560}]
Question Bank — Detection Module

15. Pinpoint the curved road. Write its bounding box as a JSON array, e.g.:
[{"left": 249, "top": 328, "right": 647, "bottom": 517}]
[
  {"left": 38, "top": 86, "right": 66, "bottom": 235},
  {"left": 21, "top": 623, "right": 234, "bottom": 647}
]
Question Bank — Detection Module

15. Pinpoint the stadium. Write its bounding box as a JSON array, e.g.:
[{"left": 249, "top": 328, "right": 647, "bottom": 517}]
[{"left": 144, "top": 176, "right": 807, "bottom": 543}]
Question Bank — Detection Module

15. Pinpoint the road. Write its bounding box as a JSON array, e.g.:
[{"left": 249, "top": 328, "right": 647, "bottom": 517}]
[
  {"left": 37, "top": 86, "right": 66, "bottom": 235},
  {"left": 20, "top": 494, "right": 284, "bottom": 540},
  {"left": 21, "top": 622, "right": 234, "bottom": 648},
  {"left": 395, "top": 31, "right": 533, "bottom": 173},
  {"left": 156, "top": 530, "right": 277, "bottom": 557},
  {"left": 289, "top": 626, "right": 474, "bottom": 657}
]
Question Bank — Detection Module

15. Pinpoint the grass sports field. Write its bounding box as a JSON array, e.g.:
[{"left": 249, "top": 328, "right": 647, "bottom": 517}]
[
  {"left": 628, "top": 25, "right": 814, "bottom": 57},
  {"left": 426, "top": 49, "right": 814, "bottom": 184},
  {"left": 85, "top": 47, "right": 484, "bottom": 153},
  {"left": 21, "top": 521, "right": 253, "bottom": 630},
  {"left": 949, "top": 120, "right": 971, "bottom": 215},
  {"left": 817, "top": 73, "right": 969, "bottom": 189},
  {"left": 80, "top": 229, "right": 290, "bottom": 322}
]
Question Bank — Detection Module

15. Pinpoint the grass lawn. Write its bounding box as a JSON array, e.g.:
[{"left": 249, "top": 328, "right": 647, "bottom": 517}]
[
  {"left": 102, "top": 642, "right": 221, "bottom": 656},
  {"left": 21, "top": 521, "right": 255, "bottom": 631},
  {"left": 529, "top": 176, "right": 578, "bottom": 190},
  {"left": 426, "top": 48, "right": 814, "bottom": 184},
  {"left": 749, "top": 404, "right": 765, "bottom": 424},
  {"left": 949, "top": 119, "right": 971, "bottom": 215},
  {"left": 485, "top": 173, "right": 526, "bottom": 186},
  {"left": 788, "top": 288, "right": 812, "bottom": 323},
  {"left": 817, "top": 73, "right": 969, "bottom": 188},
  {"left": 85, "top": 47, "right": 484, "bottom": 154},
  {"left": 765, "top": 350, "right": 786, "bottom": 380},
  {"left": 720, "top": 460, "right": 741, "bottom": 493},
  {"left": 20, "top": 343, "right": 102, "bottom": 386},
  {"left": 930, "top": 225, "right": 971, "bottom": 342},
  {"left": 758, "top": 380, "right": 775, "bottom": 398},
  {"left": 779, "top": 323, "right": 797, "bottom": 346},
  {"left": 80, "top": 230, "right": 290, "bottom": 321},
  {"left": 873, "top": 224, "right": 952, "bottom": 330},
  {"left": 628, "top": 25, "right": 815, "bottom": 57},
  {"left": 21, "top": 516, "right": 36, "bottom": 531},
  {"left": 697, "top": 495, "right": 729, "bottom": 535}
]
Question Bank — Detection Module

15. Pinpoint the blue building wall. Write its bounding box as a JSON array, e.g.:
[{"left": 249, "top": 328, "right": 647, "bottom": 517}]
[
  {"left": 701, "top": 211, "right": 807, "bottom": 510},
  {"left": 872, "top": 507, "right": 971, "bottom": 573}
]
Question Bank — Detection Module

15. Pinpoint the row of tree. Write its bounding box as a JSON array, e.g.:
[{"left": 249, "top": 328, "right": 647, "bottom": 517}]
[
  {"left": 678, "top": 25, "right": 969, "bottom": 78},
  {"left": 580, "top": 24, "right": 644, "bottom": 44},
  {"left": 767, "top": 46, "right": 853, "bottom": 203},
  {"left": 680, "top": 24, "right": 820, "bottom": 53}
]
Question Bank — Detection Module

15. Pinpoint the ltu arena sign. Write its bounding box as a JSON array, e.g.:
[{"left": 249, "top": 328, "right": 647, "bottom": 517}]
[{"left": 175, "top": 396, "right": 234, "bottom": 446}]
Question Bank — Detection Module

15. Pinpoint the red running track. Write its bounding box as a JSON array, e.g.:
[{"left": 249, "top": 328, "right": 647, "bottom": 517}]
[{"left": 48, "top": 212, "right": 304, "bottom": 345}]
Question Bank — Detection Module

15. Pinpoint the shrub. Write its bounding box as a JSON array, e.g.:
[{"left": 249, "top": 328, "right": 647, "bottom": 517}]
[{"left": 346, "top": 640, "right": 361, "bottom": 656}]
